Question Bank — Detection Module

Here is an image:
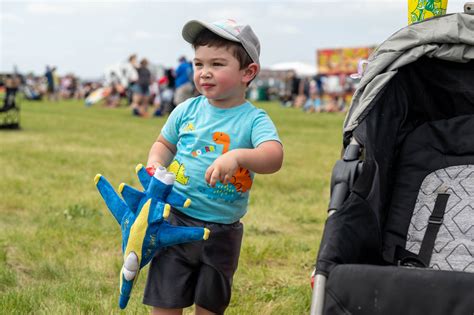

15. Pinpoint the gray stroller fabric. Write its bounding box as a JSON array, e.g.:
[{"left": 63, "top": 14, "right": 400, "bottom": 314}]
[
  {"left": 406, "top": 165, "right": 474, "bottom": 272},
  {"left": 344, "top": 13, "right": 474, "bottom": 134}
]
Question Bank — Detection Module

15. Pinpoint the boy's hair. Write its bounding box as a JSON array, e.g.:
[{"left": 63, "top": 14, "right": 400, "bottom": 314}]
[{"left": 192, "top": 29, "right": 253, "bottom": 70}]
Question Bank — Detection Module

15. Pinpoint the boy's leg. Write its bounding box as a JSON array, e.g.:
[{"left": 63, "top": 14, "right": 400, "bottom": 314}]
[
  {"left": 151, "top": 307, "right": 183, "bottom": 315},
  {"left": 195, "top": 305, "right": 217, "bottom": 315},
  {"left": 151, "top": 305, "right": 213, "bottom": 315},
  {"left": 193, "top": 220, "right": 244, "bottom": 314}
]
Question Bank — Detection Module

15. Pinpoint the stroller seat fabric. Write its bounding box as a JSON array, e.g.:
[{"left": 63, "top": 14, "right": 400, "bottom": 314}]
[
  {"left": 383, "top": 115, "right": 474, "bottom": 271},
  {"left": 407, "top": 164, "right": 474, "bottom": 271}
]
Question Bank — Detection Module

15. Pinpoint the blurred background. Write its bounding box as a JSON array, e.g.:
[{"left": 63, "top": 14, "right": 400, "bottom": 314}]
[
  {"left": 1, "top": 0, "right": 466, "bottom": 114},
  {"left": 0, "top": 1, "right": 468, "bottom": 313}
]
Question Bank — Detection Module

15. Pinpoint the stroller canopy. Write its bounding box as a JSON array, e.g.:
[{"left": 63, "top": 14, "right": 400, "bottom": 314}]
[{"left": 344, "top": 13, "right": 474, "bottom": 135}]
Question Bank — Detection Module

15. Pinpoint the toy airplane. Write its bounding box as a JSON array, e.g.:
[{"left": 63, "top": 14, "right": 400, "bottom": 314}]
[{"left": 94, "top": 164, "right": 210, "bottom": 309}]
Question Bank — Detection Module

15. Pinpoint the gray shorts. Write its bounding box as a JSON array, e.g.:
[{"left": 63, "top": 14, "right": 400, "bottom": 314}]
[{"left": 143, "top": 209, "right": 243, "bottom": 314}]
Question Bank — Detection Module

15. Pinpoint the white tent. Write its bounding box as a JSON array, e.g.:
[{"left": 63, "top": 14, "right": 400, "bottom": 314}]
[{"left": 267, "top": 61, "right": 317, "bottom": 77}]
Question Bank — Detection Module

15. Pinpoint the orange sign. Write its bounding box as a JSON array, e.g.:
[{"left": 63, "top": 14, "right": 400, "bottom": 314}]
[{"left": 317, "top": 47, "right": 375, "bottom": 75}]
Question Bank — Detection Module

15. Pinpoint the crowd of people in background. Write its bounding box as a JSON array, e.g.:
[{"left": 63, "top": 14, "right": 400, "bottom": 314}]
[
  {"left": 98, "top": 53, "right": 197, "bottom": 117},
  {"left": 278, "top": 72, "right": 352, "bottom": 113},
  {"left": 0, "top": 53, "right": 198, "bottom": 118},
  {"left": 1, "top": 54, "right": 353, "bottom": 117},
  {"left": 6, "top": 66, "right": 94, "bottom": 104}
]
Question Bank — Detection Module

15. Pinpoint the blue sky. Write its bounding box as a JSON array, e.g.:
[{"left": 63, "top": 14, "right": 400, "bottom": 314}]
[{"left": 0, "top": 0, "right": 467, "bottom": 78}]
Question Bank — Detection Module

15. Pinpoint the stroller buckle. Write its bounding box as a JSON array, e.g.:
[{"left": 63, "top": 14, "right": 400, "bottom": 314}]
[{"left": 428, "top": 216, "right": 443, "bottom": 225}]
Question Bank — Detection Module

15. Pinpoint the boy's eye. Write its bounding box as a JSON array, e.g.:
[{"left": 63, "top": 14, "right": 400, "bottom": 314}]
[
  {"left": 213, "top": 63, "right": 224, "bottom": 67},
  {"left": 194, "top": 63, "right": 203, "bottom": 67}
]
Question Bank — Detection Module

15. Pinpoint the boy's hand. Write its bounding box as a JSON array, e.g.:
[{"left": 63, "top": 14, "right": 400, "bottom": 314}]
[
  {"left": 146, "top": 162, "right": 162, "bottom": 176},
  {"left": 205, "top": 152, "right": 239, "bottom": 187}
]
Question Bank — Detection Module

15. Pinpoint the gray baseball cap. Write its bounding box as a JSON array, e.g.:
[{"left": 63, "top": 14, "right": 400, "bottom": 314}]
[{"left": 182, "top": 19, "right": 260, "bottom": 66}]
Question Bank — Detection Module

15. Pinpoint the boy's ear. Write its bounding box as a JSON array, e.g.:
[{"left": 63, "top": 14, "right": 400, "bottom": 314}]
[{"left": 242, "top": 63, "right": 260, "bottom": 84}]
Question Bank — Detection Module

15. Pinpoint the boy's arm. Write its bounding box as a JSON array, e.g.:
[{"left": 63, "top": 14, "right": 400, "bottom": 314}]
[
  {"left": 205, "top": 140, "right": 283, "bottom": 187},
  {"left": 147, "top": 135, "right": 177, "bottom": 168}
]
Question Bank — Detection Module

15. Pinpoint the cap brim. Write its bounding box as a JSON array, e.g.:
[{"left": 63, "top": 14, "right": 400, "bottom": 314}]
[{"left": 182, "top": 20, "right": 240, "bottom": 44}]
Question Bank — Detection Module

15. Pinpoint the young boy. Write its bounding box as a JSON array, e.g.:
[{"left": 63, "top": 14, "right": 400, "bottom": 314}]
[{"left": 143, "top": 19, "right": 283, "bottom": 315}]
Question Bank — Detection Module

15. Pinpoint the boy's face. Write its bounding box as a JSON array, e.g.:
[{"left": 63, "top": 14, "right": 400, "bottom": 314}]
[{"left": 193, "top": 45, "right": 252, "bottom": 108}]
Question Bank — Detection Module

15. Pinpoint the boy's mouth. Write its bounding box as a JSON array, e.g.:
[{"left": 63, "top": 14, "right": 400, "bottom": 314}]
[{"left": 201, "top": 83, "right": 215, "bottom": 89}]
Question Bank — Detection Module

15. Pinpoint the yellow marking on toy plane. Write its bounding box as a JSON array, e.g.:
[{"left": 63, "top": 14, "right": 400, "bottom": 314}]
[
  {"left": 118, "top": 183, "right": 125, "bottom": 193},
  {"left": 94, "top": 174, "right": 102, "bottom": 185},
  {"left": 203, "top": 228, "right": 210, "bottom": 240},
  {"left": 163, "top": 204, "right": 170, "bottom": 219},
  {"left": 184, "top": 199, "right": 191, "bottom": 208},
  {"left": 135, "top": 164, "right": 144, "bottom": 174},
  {"left": 124, "top": 199, "right": 151, "bottom": 263},
  {"left": 119, "top": 265, "right": 125, "bottom": 291}
]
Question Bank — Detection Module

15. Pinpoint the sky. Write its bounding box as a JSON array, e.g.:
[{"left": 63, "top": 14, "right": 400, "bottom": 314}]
[{"left": 0, "top": 0, "right": 468, "bottom": 79}]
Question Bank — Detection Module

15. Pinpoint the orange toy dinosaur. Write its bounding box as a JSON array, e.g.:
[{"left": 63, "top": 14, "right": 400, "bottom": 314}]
[{"left": 213, "top": 132, "right": 253, "bottom": 193}]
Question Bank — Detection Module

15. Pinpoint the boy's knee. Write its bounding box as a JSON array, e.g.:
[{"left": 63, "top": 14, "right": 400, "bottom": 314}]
[
  {"left": 195, "top": 304, "right": 219, "bottom": 315},
  {"left": 151, "top": 306, "right": 183, "bottom": 315}
]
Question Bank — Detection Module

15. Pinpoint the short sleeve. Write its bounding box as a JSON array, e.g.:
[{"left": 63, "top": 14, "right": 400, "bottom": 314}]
[
  {"left": 251, "top": 110, "right": 281, "bottom": 147},
  {"left": 160, "top": 101, "right": 187, "bottom": 145}
]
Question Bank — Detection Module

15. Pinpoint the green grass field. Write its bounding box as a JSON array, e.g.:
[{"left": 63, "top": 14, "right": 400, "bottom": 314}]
[{"left": 0, "top": 99, "right": 345, "bottom": 314}]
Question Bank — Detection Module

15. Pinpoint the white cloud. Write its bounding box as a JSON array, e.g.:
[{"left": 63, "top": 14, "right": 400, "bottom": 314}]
[
  {"left": 111, "top": 33, "right": 129, "bottom": 44},
  {"left": 206, "top": 8, "right": 250, "bottom": 21},
  {"left": 0, "top": 12, "right": 25, "bottom": 24},
  {"left": 133, "top": 30, "right": 154, "bottom": 40},
  {"left": 267, "top": 4, "right": 319, "bottom": 20},
  {"left": 274, "top": 24, "right": 301, "bottom": 35},
  {"left": 26, "top": 3, "right": 75, "bottom": 15},
  {"left": 131, "top": 30, "right": 173, "bottom": 40}
]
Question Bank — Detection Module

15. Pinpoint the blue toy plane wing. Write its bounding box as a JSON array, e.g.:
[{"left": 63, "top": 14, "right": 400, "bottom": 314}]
[
  {"left": 158, "top": 221, "right": 210, "bottom": 247},
  {"left": 148, "top": 201, "right": 170, "bottom": 224},
  {"left": 135, "top": 164, "right": 151, "bottom": 190},
  {"left": 119, "top": 183, "right": 145, "bottom": 213},
  {"left": 166, "top": 190, "right": 191, "bottom": 209},
  {"left": 94, "top": 174, "right": 127, "bottom": 224}
]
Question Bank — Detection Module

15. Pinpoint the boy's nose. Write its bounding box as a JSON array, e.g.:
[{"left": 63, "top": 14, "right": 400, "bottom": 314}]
[{"left": 200, "top": 70, "right": 211, "bottom": 79}]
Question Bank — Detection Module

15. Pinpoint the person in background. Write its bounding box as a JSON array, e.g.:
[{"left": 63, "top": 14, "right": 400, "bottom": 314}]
[
  {"left": 24, "top": 74, "right": 42, "bottom": 101},
  {"left": 157, "top": 69, "right": 176, "bottom": 115},
  {"left": 45, "top": 65, "right": 58, "bottom": 102},
  {"left": 289, "top": 71, "right": 300, "bottom": 106},
  {"left": 325, "top": 95, "right": 340, "bottom": 112},
  {"left": 150, "top": 77, "right": 162, "bottom": 116},
  {"left": 105, "top": 71, "right": 122, "bottom": 108},
  {"left": 60, "top": 75, "right": 72, "bottom": 99},
  {"left": 303, "top": 79, "right": 322, "bottom": 113},
  {"left": 123, "top": 54, "right": 139, "bottom": 106},
  {"left": 53, "top": 68, "right": 60, "bottom": 100},
  {"left": 131, "top": 58, "right": 152, "bottom": 116},
  {"left": 173, "top": 56, "right": 194, "bottom": 105}
]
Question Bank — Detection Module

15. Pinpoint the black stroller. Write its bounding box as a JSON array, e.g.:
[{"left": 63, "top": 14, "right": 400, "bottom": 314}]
[{"left": 310, "top": 8, "right": 474, "bottom": 315}]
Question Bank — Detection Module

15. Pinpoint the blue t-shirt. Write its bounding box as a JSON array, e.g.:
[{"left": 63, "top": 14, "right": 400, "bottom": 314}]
[
  {"left": 175, "top": 61, "right": 193, "bottom": 89},
  {"left": 161, "top": 95, "right": 281, "bottom": 224}
]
